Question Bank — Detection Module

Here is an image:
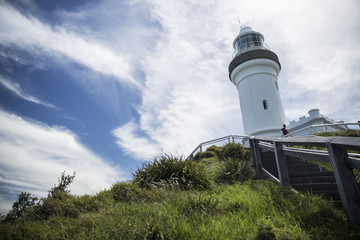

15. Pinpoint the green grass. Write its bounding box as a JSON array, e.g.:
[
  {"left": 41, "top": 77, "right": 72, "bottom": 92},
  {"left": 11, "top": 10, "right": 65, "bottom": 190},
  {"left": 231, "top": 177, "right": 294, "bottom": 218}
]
[
  {"left": 197, "top": 156, "right": 221, "bottom": 180},
  {"left": 2, "top": 181, "right": 359, "bottom": 239},
  {"left": 1, "top": 143, "right": 360, "bottom": 239},
  {"left": 315, "top": 129, "right": 360, "bottom": 137}
]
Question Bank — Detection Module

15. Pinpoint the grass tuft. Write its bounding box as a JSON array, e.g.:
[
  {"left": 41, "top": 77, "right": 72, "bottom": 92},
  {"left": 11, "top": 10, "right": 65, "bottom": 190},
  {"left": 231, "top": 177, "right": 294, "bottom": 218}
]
[
  {"left": 132, "top": 154, "right": 211, "bottom": 190},
  {"left": 215, "top": 157, "right": 257, "bottom": 184}
]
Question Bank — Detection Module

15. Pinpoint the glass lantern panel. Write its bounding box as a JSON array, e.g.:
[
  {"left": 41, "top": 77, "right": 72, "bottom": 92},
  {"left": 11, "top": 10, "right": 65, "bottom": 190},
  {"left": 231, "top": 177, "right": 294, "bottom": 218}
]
[{"left": 236, "top": 33, "right": 264, "bottom": 53}]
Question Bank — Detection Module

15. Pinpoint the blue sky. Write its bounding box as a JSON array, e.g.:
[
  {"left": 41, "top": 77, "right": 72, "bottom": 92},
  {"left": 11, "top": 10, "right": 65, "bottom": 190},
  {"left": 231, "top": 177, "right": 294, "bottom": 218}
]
[{"left": 0, "top": 0, "right": 359, "bottom": 214}]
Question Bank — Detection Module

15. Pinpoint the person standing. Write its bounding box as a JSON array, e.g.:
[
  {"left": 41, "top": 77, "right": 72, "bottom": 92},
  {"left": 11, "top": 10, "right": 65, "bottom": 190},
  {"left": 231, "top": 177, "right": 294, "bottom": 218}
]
[{"left": 281, "top": 124, "right": 288, "bottom": 136}]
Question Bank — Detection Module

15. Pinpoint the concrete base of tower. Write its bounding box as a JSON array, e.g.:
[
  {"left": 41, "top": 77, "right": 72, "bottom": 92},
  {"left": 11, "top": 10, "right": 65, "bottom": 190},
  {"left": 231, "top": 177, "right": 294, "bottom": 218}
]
[
  {"left": 249, "top": 128, "right": 282, "bottom": 137},
  {"left": 241, "top": 128, "right": 282, "bottom": 147}
]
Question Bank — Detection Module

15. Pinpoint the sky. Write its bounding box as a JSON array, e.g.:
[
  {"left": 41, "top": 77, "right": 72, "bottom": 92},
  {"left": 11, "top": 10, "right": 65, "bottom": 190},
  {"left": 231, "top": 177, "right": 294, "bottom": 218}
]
[{"left": 0, "top": 0, "right": 359, "bottom": 214}]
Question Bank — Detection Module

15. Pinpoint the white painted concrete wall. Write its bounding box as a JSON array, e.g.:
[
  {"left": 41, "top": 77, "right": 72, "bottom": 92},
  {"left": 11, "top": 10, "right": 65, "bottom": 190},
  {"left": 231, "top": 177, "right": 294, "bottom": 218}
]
[
  {"left": 231, "top": 58, "right": 286, "bottom": 136},
  {"left": 287, "top": 109, "right": 347, "bottom": 136}
]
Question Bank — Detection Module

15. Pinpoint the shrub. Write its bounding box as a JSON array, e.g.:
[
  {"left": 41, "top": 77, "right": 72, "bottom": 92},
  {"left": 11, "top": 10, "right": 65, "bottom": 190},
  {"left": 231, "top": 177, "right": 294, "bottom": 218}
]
[
  {"left": 192, "top": 149, "right": 218, "bottom": 162},
  {"left": 2, "top": 171, "right": 78, "bottom": 222},
  {"left": 3, "top": 192, "right": 39, "bottom": 223},
  {"left": 201, "top": 150, "right": 217, "bottom": 159},
  {"left": 221, "top": 143, "right": 249, "bottom": 161},
  {"left": 35, "top": 191, "right": 80, "bottom": 219},
  {"left": 215, "top": 157, "right": 256, "bottom": 184},
  {"left": 48, "top": 171, "right": 76, "bottom": 196},
  {"left": 192, "top": 150, "right": 217, "bottom": 162},
  {"left": 214, "top": 143, "right": 256, "bottom": 184},
  {"left": 206, "top": 145, "right": 223, "bottom": 156},
  {"left": 133, "top": 154, "right": 211, "bottom": 190},
  {"left": 31, "top": 171, "right": 77, "bottom": 219},
  {"left": 192, "top": 151, "right": 203, "bottom": 162},
  {"left": 192, "top": 143, "right": 248, "bottom": 162}
]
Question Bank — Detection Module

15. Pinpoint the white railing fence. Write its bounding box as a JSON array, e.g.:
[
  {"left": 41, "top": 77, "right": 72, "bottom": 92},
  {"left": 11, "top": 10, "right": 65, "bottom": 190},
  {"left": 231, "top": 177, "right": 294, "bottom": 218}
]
[
  {"left": 286, "top": 122, "right": 360, "bottom": 137},
  {"left": 186, "top": 135, "right": 249, "bottom": 160}
]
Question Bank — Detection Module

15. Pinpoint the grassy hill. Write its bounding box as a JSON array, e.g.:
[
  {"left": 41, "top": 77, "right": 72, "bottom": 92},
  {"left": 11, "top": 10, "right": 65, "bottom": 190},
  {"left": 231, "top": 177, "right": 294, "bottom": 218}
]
[{"left": 1, "top": 140, "right": 360, "bottom": 239}]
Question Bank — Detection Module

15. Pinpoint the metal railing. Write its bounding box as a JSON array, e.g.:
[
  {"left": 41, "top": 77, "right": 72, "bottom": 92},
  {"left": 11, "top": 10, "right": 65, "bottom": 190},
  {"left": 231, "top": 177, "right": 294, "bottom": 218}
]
[
  {"left": 286, "top": 122, "right": 360, "bottom": 137},
  {"left": 232, "top": 44, "right": 270, "bottom": 58},
  {"left": 186, "top": 135, "right": 249, "bottom": 160},
  {"left": 249, "top": 135, "right": 360, "bottom": 225}
]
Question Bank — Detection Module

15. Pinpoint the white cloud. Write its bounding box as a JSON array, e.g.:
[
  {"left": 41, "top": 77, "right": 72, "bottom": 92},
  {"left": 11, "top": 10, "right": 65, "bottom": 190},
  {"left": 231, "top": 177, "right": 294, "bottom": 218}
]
[
  {"left": 2, "top": 0, "right": 358, "bottom": 168},
  {"left": 112, "top": 121, "right": 162, "bottom": 160},
  {"left": 0, "top": 195, "right": 12, "bottom": 215},
  {"left": 246, "top": 0, "right": 360, "bottom": 121},
  {"left": 0, "top": 110, "right": 125, "bottom": 214},
  {"left": 113, "top": 1, "right": 243, "bottom": 159},
  {"left": 112, "top": 0, "right": 360, "bottom": 159},
  {"left": 0, "top": 75, "right": 58, "bottom": 109},
  {"left": 274, "top": 1, "right": 359, "bottom": 120},
  {"left": 0, "top": 1, "right": 139, "bottom": 87}
]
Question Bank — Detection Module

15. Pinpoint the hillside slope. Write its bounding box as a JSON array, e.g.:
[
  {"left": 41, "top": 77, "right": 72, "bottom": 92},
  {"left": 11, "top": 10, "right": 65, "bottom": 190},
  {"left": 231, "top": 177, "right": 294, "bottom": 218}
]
[{"left": 1, "top": 142, "right": 360, "bottom": 239}]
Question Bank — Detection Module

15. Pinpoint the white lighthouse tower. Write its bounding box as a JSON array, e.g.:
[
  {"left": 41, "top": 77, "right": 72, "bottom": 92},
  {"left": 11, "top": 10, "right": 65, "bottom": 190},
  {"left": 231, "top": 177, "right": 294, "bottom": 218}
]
[{"left": 228, "top": 26, "right": 286, "bottom": 136}]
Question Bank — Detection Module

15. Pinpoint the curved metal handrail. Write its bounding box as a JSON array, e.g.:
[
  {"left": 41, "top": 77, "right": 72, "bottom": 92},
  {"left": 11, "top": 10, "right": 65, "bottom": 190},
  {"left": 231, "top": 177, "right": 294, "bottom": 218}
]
[
  {"left": 285, "top": 122, "right": 360, "bottom": 137},
  {"left": 186, "top": 135, "right": 249, "bottom": 160}
]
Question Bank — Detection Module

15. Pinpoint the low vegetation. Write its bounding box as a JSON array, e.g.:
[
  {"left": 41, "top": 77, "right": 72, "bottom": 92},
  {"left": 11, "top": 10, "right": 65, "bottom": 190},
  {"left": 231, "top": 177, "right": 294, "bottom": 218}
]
[
  {"left": 315, "top": 129, "right": 360, "bottom": 137},
  {"left": 1, "top": 143, "right": 360, "bottom": 239},
  {"left": 133, "top": 154, "right": 211, "bottom": 190}
]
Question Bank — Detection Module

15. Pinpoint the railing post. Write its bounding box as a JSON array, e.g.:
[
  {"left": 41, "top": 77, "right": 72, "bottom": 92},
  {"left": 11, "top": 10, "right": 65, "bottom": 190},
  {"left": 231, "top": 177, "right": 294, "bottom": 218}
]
[
  {"left": 273, "top": 141, "right": 290, "bottom": 186},
  {"left": 327, "top": 143, "right": 360, "bottom": 225},
  {"left": 249, "top": 138, "right": 263, "bottom": 175},
  {"left": 199, "top": 145, "right": 203, "bottom": 153},
  {"left": 249, "top": 138, "right": 256, "bottom": 167}
]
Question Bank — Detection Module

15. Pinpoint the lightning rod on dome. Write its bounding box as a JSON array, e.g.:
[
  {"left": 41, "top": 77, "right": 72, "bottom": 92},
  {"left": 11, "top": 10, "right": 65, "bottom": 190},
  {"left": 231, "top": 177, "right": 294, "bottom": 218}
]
[{"left": 237, "top": 19, "right": 249, "bottom": 29}]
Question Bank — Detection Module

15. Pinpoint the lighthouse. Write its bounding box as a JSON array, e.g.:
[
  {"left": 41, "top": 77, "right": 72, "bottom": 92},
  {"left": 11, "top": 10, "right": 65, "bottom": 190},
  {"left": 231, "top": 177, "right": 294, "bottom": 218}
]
[{"left": 228, "top": 26, "right": 286, "bottom": 136}]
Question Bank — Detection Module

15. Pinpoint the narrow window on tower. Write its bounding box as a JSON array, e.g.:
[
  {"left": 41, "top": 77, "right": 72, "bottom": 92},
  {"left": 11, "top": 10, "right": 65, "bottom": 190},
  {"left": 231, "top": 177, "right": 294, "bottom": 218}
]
[{"left": 263, "top": 100, "right": 268, "bottom": 110}]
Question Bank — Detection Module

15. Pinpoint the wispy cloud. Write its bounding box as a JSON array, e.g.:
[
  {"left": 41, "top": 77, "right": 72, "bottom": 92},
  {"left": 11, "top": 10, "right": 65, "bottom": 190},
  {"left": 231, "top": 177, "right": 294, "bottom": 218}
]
[
  {"left": 112, "top": 1, "right": 243, "bottom": 160},
  {"left": 0, "top": 110, "right": 125, "bottom": 214},
  {"left": 112, "top": 0, "right": 360, "bottom": 159},
  {"left": 112, "top": 121, "right": 162, "bottom": 160},
  {"left": 0, "top": 1, "right": 139, "bottom": 87},
  {"left": 0, "top": 75, "right": 58, "bottom": 109}
]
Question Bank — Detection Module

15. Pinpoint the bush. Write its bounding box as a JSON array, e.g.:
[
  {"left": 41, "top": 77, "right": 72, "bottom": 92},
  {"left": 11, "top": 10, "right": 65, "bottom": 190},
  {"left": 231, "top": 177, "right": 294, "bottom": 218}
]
[
  {"left": 48, "top": 171, "right": 76, "bottom": 196},
  {"left": 192, "top": 143, "right": 248, "bottom": 162},
  {"left": 206, "top": 145, "right": 223, "bottom": 156},
  {"left": 2, "top": 171, "right": 77, "bottom": 222},
  {"left": 201, "top": 150, "right": 217, "bottom": 159},
  {"left": 3, "top": 192, "right": 39, "bottom": 223},
  {"left": 192, "top": 150, "right": 217, "bottom": 162},
  {"left": 133, "top": 154, "right": 211, "bottom": 190},
  {"left": 31, "top": 171, "right": 77, "bottom": 219},
  {"left": 221, "top": 143, "right": 250, "bottom": 161},
  {"left": 215, "top": 157, "right": 256, "bottom": 184},
  {"left": 214, "top": 143, "right": 256, "bottom": 184},
  {"left": 35, "top": 191, "right": 80, "bottom": 219}
]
